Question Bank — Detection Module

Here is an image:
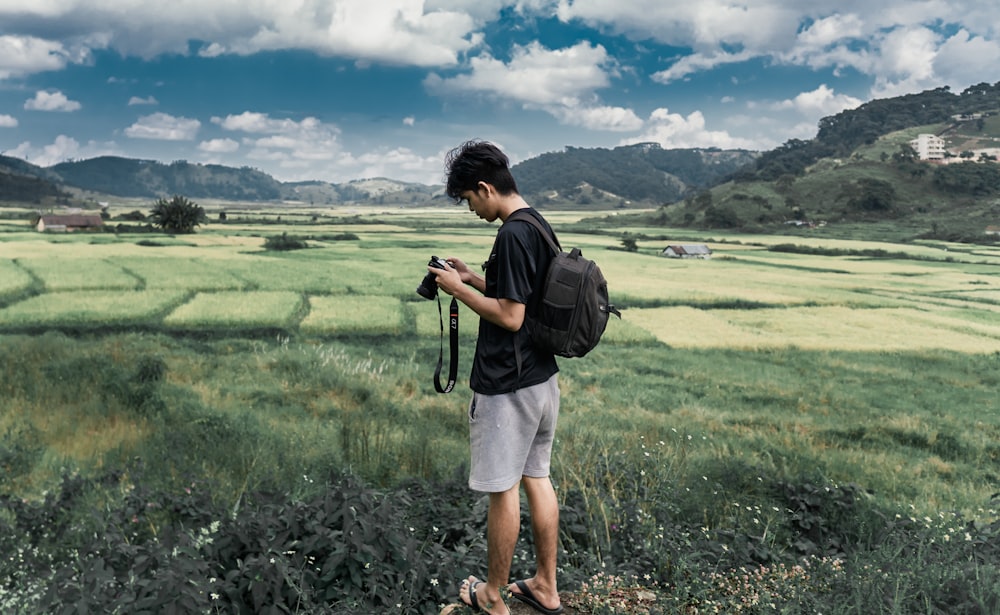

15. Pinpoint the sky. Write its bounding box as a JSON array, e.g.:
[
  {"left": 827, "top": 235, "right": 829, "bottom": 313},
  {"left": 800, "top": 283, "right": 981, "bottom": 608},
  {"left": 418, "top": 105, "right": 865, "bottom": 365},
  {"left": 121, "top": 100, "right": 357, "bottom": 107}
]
[{"left": 1, "top": 1, "right": 999, "bottom": 186}]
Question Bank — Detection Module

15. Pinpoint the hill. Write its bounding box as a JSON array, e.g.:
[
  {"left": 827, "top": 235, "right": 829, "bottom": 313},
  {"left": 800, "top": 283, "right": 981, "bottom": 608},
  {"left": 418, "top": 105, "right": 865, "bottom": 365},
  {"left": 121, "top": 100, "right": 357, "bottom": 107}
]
[
  {"left": 617, "top": 81, "right": 1000, "bottom": 243},
  {"left": 29, "top": 145, "right": 751, "bottom": 209},
  {"left": 512, "top": 144, "right": 758, "bottom": 208},
  {"left": 49, "top": 156, "right": 286, "bottom": 201},
  {"left": 0, "top": 155, "right": 70, "bottom": 205}
]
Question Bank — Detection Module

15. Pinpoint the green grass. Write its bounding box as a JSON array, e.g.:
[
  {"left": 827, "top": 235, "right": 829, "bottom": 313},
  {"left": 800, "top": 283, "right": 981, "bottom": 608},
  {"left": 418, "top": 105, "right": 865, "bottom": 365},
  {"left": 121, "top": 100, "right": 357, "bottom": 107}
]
[
  {"left": 1, "top": 212, "right": 999, "bottom": 517},
  {"left": 1, "top": 211, "right": 999, "bottom": 614},
  {"left": 17, "top": 257, "right": 141, "bottom": 291},
  {"left": 0, "top": 290, "right": 189, "bottom": 328},
  {"left": 163, "top": 290, "right": 304, "bottom": 329}
]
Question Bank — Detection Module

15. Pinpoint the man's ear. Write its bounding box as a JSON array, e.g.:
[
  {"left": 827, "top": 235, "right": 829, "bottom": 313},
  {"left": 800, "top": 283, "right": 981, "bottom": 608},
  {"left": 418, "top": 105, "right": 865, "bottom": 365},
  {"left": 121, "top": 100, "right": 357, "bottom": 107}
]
[{"left": 477, "top": 181, "right": 493, "bottom": 196}]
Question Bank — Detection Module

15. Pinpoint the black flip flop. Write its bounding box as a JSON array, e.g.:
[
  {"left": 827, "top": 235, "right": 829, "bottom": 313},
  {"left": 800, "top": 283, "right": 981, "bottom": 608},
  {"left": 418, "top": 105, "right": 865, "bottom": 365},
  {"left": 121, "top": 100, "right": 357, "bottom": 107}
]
[
  {"left": 511, "top": 579, "right": 563, "bottom": 615},
  {"left": 462, "top": 577, "right": 503, "bottom": 613}
]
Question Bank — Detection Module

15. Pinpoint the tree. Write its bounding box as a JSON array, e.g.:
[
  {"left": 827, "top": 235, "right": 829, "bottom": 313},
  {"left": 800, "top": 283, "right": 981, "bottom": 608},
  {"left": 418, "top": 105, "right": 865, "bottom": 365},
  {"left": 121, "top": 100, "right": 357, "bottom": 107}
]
[
  {"left": 620, "top": 234, "right": 638, "bottom": 252},
  {"left": 845, "top": 178, "right": 896, "bottom": 212},
  {"left": 149, "top": 195, "right": 206, "bottom": 234}
]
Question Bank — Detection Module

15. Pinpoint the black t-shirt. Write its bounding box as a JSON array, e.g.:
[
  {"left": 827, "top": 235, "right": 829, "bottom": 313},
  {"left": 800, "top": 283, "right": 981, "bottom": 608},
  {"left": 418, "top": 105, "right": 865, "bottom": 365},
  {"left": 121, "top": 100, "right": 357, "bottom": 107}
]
[{"left": 470, "top": 207, "right": 559, "bottom": 394}]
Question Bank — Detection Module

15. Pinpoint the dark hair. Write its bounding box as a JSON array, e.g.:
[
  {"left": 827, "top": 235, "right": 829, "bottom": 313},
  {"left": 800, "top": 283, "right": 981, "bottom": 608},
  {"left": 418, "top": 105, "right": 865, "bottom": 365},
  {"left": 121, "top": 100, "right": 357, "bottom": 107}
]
[{"left": 444, "top": 140, "right": 519, "bottom": 200}]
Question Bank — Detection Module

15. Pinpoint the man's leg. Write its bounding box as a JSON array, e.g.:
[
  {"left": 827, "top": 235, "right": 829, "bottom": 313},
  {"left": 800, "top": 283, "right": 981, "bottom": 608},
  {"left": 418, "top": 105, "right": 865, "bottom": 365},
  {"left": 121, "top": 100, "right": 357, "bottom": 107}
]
[
  {"left": 509, "top": 475, "right": 561, "bottom": 610},
  {"left": 461, "top": 483, "right": 520, "bottom": 613}
]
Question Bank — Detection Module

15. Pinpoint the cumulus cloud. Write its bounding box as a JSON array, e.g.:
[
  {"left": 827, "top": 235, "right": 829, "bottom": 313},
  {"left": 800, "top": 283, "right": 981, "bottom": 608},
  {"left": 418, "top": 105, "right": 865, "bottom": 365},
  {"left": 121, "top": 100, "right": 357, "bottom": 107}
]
[
  {"left": 652, "top": 50, "right": 753, "bottom": 84},
  {"left": 211, "top": 111, "right": 343, "bottom": 173},
  {"left": 0, "top": 114, "right": 17, "bottom": 128},
  {"left": 0, "top": 35, "right": 83, "bottom": 79},
  {"left": 8, "top": 135, "right": 79, "bottom": 166},
  {"left": 931, "top": 29, "right": 1000, "bottom": 92},
  {"left": 0, "top": 0, "right": 480, "bottom": 67},
  {"left": 773, "top": 85, "right": 863, "bottom": 117},
  {"left": 198, "top": 138, "right": 240, "bottom": 153},
  {"left": 560, "top": 2, "right": 1000, "bottom": 103},
  {"left": 429, "top": 41, "right": 614, "bottom": 105},
  {"left": 621, "top": 108, "right": 759, "bottom": 150},
  {"left": 128, "top": 95, "right": 158, "bottom": 106},
  {"left": 341, "top": 146, "right": 442, "bottom": 182},
  {"left": 549, "top": 105, "right": 643, "bottom": 131},
  {"left": 427, "top": 40, "right": 641, "bottom": 130},
  {"left": 24, "top": 90, "right": 81, "bottom": 112},
  {"left": 125, "top": 112, "right": 201, "bottom": 140}
]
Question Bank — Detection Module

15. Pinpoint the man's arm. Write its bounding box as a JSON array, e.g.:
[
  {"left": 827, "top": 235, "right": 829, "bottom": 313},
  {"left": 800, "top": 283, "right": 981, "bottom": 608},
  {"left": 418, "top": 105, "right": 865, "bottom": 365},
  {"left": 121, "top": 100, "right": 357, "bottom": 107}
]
[{"left": 430, "top": 259, "right": 525, "bottom": 332}]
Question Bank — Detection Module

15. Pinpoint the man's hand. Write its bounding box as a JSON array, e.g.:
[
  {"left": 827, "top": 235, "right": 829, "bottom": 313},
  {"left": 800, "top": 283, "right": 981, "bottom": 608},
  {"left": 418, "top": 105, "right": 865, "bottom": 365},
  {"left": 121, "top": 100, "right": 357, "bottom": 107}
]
[
  {"left": 428, "top": 259, "right": 464, "bottom": 296},
  {"left": 429, "top": 257, "right": 523, "bottom": 331}
]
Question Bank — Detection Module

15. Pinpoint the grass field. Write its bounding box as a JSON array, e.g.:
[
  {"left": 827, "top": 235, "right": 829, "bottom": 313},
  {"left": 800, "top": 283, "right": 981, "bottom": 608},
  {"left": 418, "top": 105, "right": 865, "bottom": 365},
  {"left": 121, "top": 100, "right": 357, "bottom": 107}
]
[
  {"left": 2, "top": 207, "right": 999, "bottom": 612},
  {"left": 2, "top": 211, "right": 998, "bottom": 354}
]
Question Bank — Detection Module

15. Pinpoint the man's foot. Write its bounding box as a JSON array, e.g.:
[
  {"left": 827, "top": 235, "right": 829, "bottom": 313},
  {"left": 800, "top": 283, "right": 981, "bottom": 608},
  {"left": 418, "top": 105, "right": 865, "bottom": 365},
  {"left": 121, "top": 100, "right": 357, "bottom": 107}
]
[
  {"left": 459, "top": 576, "right": 509, "bottom": 614},
  {"left": 508, "top": 578, "right": 563, "bottom": 615}
]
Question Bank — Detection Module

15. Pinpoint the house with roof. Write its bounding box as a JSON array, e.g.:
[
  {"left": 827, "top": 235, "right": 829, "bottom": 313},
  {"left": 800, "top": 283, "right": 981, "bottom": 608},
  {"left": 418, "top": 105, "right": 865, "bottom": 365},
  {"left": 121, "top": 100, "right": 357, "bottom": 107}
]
[
  {"left": 661, "top": 244, "right": 712, "bottom": 259},
  {"left": 35, "top": 213, "right": 104, "bottom": 233}
]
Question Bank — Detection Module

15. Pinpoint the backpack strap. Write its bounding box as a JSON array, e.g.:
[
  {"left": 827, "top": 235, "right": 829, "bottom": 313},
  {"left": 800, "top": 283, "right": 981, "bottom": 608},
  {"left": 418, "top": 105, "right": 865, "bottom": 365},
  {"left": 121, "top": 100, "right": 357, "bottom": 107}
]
[
  {"left": 506, "top": 209, "right": 561, "bottom": 255},
  {"left": 504, "top": 209, "right": 560, "bottom": 380}
]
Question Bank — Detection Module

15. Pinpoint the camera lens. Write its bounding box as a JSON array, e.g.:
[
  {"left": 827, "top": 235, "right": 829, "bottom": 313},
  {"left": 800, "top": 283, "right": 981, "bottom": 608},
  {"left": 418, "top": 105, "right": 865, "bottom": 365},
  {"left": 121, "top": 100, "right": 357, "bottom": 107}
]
[{"left": 416, "top": 271, "right": 438, "bottom": 299}]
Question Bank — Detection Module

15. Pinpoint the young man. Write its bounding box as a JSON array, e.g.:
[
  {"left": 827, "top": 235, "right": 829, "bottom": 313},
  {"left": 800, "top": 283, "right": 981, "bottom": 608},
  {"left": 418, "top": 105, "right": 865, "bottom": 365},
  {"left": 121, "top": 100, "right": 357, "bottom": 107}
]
[{"left": 429, "top": 140, "right": 564, "bottom": 615}]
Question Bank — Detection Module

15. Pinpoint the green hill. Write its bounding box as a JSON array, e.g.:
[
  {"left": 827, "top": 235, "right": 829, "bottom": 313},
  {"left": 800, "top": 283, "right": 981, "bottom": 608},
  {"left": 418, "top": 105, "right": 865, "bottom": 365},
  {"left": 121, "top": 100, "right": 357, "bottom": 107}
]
[
  {"left": 0, "top": 155, "right": 70, "bottom": 205},
  {"left": 513, "top": 143, "right": 758, "bottom": 208},
  {"left": 620, "top": 81, "right": 1000, "bottom": 243},
  {"left": 49, "top": 157, "right": 285, "bottom": 201}
]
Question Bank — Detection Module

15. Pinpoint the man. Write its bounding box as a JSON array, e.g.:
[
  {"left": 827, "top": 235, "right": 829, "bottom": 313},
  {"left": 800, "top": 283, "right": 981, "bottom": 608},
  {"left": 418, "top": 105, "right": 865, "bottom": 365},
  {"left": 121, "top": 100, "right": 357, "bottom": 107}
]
[{"left": 429, "top": 140, "right": 564, "bottom": 615}]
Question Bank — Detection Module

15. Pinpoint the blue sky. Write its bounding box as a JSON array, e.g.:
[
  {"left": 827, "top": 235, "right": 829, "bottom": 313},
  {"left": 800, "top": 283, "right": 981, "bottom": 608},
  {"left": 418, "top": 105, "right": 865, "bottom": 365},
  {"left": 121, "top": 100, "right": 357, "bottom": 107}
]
[{"left": 1, "top": 1, "right": 999, "bottom": 185}]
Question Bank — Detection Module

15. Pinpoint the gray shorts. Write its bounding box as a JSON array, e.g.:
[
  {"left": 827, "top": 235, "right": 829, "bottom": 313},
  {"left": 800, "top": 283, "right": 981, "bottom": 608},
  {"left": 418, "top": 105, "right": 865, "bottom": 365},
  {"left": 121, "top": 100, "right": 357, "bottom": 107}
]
[{"left": 467, "top": 374, "right": 560, "bottom": 493}]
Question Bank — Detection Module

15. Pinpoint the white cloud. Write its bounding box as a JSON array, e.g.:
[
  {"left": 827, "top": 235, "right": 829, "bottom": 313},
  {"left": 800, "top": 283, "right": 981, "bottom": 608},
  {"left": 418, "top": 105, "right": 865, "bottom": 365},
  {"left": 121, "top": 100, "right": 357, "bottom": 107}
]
[
  {"left": 0, "top": 35, "right": 83, "bottom": 79},
  {"left": 343, "top": 146, "right": 442, "bottom": 182},
  {"left": 8, "top": 135, "right": 79, "bottom": 166},
  {"left": 796, "top": 13, "right": 865, "bottom": 49},
  {"left": 24, "top": 90, "right": 81, "bottom": 112},
  {"left": 427, "top": 40, "right": 640, "bottom": 130},
  {"left": 0, "top": 1, "right": 481, "bottom": 67},
  {"left": 555, "top": 1, "right": 798, "bottom": 51},
  {"left": 652, "top": 50, "right": 753, "bottom": 84},
  {"left": 932, "top": 29, "right": 1000, "bottom": 92},
  {"left": 773, "top": 85, "right": 863, "bottom": 117},
  {"left": 0, "top": 114, "right": 17, "bottom": 128},
  {"left": 212, "top": 111, "right": 343, "bottom": 172},
  {"left": 549, "top": 105, "right": 643, "bottom": 132},
  {"left": 429, "top": 41, "right": 615, "bottom": 106},
  {"left": 125, "top": 112, "right": 201, "bottom": 140},
  {"left": 868, "top": 26, "right": 940, "bottom": 98},
  {"left": 622, "top": 108, "right": 759, "bottom": 150},
  {"left": 128, "top": 95, "right": 158, "bottom": 106},
  {"left": 403, "top": 116, "right": 416, "bottom": 126},
  {"left": 198, "top": 138, "right": 240, "bottom": 153}
]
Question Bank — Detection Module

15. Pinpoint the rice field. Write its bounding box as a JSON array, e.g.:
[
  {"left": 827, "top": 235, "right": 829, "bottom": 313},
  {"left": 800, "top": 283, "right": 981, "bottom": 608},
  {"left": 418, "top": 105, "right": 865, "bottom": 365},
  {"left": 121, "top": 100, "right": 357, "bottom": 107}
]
[
  {"left": 162, "top": 290, "right": 304, "bottom": 329},
  {"left": 0, "top": 290, "right": 189, "bottom": 327},
  {"left": 1, "top": 214, "right": 999, "bottom": 353}
]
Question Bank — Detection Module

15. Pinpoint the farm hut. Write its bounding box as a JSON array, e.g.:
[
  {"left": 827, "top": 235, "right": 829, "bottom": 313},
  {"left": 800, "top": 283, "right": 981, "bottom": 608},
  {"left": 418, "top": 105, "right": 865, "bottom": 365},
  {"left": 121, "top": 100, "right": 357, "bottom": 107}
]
[
  {"left": 661, "top": 244, "right": 712, "bottom": 259},
  {"left": 36, "top": 213, "right": 104, "bottom": 233}
]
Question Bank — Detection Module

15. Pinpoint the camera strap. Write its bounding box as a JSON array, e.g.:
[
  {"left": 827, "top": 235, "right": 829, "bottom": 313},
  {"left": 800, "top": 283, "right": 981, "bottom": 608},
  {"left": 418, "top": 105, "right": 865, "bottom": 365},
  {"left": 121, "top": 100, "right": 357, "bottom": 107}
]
[{"left": 434, "top": 295, "right": 459, "bottom": 393}]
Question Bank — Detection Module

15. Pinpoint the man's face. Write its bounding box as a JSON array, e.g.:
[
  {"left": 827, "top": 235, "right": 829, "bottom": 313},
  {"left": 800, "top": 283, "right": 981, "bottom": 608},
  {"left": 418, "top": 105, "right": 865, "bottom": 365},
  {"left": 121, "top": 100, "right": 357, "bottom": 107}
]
[{"left": 460, "top": 186, "right": 493, "bottom": 221}]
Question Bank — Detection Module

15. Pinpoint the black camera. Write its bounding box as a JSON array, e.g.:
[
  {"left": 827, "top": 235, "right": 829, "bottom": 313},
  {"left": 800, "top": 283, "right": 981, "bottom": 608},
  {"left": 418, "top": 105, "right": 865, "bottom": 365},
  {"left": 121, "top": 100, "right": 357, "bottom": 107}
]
[{"left": 416, "top": 255, "right": 448, "bottom": 300}]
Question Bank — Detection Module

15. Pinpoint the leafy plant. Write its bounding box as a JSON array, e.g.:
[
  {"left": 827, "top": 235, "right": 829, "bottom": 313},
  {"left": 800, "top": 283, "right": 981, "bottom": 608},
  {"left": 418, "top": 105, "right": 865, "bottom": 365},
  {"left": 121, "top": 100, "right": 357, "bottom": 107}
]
[{"left": 149, "top": 195, "right": 207, "bottom": 234}]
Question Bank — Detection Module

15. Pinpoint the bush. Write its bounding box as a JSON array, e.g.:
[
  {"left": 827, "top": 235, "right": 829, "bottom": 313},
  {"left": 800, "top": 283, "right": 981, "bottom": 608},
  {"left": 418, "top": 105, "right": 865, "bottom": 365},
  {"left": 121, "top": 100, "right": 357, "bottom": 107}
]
[{"left": 263, "top": 232, "right": 309, "bottom": 251}]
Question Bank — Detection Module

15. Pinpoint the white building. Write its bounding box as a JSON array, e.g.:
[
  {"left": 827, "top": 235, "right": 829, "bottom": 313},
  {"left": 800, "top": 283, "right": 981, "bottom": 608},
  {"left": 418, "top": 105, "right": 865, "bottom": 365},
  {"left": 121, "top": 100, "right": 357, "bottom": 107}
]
[{"left": 909, "top": 134, "right": 946, "bottom": 161}]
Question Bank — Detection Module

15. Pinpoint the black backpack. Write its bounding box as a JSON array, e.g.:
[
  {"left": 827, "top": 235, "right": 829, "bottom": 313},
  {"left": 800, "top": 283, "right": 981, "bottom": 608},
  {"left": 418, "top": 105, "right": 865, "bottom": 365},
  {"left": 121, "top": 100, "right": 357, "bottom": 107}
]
[{"left": 508, "top": 210, "right": 621, "bottom": 359}]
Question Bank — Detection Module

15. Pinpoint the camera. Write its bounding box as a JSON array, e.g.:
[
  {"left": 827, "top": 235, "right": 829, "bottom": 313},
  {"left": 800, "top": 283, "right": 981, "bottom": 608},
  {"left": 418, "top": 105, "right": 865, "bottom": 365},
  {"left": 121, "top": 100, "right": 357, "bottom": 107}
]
[{"left": 416, "top": 255, "right": 448, "bottom": 299}]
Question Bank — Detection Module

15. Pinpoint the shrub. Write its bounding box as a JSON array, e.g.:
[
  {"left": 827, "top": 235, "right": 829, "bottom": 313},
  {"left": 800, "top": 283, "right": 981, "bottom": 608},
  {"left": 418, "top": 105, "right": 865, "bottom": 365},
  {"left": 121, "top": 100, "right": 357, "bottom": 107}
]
[{"left": 263, "top": 232, "right": 309, "bottom": 251}]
